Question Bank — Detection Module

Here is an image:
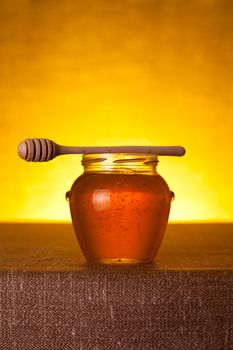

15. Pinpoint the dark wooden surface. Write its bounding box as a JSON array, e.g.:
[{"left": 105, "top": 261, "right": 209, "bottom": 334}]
[{"left": 0, "top": 223, "right": 232, "bottom": 271}]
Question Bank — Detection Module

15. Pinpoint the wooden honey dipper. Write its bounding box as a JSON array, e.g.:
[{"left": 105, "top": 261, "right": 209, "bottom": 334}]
[{"left": 17, "top": 138, "right": 186, "bottom": 162}]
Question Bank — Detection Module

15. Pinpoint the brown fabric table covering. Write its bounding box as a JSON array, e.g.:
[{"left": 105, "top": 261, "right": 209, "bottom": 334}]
[{"left": 0, "top": 223, "right": 233, "bottom": 349}]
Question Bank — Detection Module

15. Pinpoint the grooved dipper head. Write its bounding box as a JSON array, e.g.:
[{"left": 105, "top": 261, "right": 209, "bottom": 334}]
[{"left": 17, "top": 138, "right": 56, "bottom": 162}]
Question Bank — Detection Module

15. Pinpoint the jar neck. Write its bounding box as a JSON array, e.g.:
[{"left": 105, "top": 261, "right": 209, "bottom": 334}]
[{"left": 82, "top": 153, "right": 158, "bottom": 175}]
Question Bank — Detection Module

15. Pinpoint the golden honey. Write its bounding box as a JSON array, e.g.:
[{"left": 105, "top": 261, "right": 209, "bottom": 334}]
[{"left": 66, "top": 154, "right": 173, "bottom": 264}]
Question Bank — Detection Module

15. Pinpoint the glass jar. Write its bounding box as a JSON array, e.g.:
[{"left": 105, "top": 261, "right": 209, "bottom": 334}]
[{"left": 66, "top": 153, "right": 174, "bottom": 264}]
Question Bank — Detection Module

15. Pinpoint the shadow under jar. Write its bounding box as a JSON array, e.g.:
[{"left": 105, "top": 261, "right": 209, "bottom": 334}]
[{"left": 66, "top": 153, "right": 174, "bottom": 264}]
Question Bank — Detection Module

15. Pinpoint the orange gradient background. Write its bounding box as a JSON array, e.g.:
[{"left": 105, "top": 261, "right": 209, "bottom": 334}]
[{"left": 0, "top": 0, "right": 232, "bottom": 222}]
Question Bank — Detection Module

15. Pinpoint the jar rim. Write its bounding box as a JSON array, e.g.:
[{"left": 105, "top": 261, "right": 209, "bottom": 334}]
[
  {"left": 82, "top": 153, "right": 158, "bottom": 164},
  {"left": 81, "top": 153, "right": 158, "bottom": 174}
]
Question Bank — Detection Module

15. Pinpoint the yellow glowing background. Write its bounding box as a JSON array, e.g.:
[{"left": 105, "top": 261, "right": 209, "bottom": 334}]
[{"left": 1, "top": 0, "right": 232, "bottom": 222}]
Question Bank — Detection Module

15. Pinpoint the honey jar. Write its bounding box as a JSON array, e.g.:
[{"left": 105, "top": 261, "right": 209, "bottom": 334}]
[{"left": 66, "top": 153, "right": 174, "bottom": 264}]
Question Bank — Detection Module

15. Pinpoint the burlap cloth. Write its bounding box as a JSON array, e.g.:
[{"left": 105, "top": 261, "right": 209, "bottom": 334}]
[{"left": 0, "top": 223, "right": 232, "bottom": 349}]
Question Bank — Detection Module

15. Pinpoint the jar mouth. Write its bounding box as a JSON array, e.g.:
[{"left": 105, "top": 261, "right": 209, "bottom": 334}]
[
  {"left": 82, "top": 153, "right": 158, "bottom": 174},
  {"left": 82, "top": 153, "right": 158, "bottom": 163}
]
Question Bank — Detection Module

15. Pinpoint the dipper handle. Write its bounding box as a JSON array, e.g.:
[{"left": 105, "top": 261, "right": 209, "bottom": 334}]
[{"left": 18, "top": 138, "right": 186, "bottom": 162}]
